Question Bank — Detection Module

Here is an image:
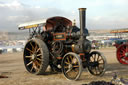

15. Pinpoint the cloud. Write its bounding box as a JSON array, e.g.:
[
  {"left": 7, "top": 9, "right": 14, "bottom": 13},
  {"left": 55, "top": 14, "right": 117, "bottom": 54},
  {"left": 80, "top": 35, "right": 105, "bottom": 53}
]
[
  {"left": 0, "top": 0, "right": 24, "bottom": 10},
  {"left": 87, "top": 15, "right": 128, "bottom": 29},
  {"left": 0, "top": 0, "right": 69, "bottom": 31}
]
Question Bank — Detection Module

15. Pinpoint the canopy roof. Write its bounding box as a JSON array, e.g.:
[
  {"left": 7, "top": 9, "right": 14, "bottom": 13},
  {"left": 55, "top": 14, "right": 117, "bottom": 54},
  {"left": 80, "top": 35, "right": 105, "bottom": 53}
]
[
  {"left": 18, "top": 16, "right": 72, "bottom": 31},
  {"left": 18, "top": 19, "right": 46, "bottom": 30}
]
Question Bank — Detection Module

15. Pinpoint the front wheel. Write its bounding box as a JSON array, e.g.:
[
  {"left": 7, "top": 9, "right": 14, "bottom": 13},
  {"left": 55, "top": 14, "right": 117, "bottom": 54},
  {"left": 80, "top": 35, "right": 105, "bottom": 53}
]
[
  {"left": 61, "top": 52, "right": 83, "bottom": 80},
  {"left": 88, "top": 51, "right": 107, "bottom": 76}
]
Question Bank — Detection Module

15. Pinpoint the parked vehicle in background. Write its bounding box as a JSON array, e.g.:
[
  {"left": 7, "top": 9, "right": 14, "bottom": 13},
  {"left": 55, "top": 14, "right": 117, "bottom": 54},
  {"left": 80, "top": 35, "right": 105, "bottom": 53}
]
[{"left": 113, "top": 39, "right": 128, "bottom": 64}]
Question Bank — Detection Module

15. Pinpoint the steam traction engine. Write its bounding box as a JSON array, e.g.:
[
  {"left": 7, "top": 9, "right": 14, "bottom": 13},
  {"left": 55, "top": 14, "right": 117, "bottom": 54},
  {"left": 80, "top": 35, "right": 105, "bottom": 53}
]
[
  {"left": 111, "top": 29, "right": 128, "bottom": 64},
  {"left": 18, "top": 8, "right": 107, "bottom": 80}
]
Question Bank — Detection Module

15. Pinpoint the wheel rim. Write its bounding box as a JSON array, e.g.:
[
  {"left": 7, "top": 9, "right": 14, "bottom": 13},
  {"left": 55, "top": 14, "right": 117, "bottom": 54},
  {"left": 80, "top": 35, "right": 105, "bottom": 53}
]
[
  {"left": 117, "top": 44, "right": 128, "bottom": 64},
  {"left": 62, "top": 53, "right": 82, "bottom": 80},
  {"left": 88, "top": 51, "right": 106, "bottom": 76},
  {"left": 24, "top": 40, "right": 42, "bottom": 73}
]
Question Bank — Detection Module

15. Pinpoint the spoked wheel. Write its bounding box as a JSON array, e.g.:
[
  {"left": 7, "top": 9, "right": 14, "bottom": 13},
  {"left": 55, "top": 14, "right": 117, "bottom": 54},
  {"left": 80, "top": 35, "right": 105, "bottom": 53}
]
[
  {"left": 24, "top": 38, "right": 49, "bottom": 74},
  {"left": 117, "top": 44, "right": 128, "bottom": 64},
  {"left": 88, "top": 51, "right": 107, "bottom": 76},
  {"left": 61, "top": 52, "right": 82, "bottom": 80}
]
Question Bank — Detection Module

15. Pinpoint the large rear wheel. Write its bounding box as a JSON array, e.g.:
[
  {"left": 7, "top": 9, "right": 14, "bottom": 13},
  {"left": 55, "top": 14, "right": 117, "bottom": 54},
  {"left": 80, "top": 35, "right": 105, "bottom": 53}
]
[
  {"left": 23, "top": 38, "right": 49, "bottom": 74},
  {"left": 61, "top": 52, "right": 83, "bottom": 80}
]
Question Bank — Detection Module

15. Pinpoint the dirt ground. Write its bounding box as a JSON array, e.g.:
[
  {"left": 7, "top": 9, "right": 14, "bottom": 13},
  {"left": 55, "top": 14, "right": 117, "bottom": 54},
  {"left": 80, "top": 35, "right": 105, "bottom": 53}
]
[{"left": 0, "top": 47, "right": 128, "bottom": 85}]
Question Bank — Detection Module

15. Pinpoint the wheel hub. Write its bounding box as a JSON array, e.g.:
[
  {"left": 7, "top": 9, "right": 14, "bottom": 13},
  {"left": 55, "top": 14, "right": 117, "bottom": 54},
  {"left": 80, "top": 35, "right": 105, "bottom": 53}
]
[
  {"left": 31, "top": 54, "right": 37, "bottom": 61},
  {"left": 90, "top": 61, "right": 99, "bottom": 67},
  {"left": 68, "top": 64, "right": 73, "bottom": 69},
  {"left": 125, "top": 52, "right": 128, "bottom": 57}
]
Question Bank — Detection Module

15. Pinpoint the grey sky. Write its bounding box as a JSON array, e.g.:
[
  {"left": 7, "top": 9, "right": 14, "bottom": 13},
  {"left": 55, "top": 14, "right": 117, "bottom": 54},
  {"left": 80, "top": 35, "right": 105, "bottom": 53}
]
[{"left": 0, "top": 0, "right": 128, "bottom": 31}]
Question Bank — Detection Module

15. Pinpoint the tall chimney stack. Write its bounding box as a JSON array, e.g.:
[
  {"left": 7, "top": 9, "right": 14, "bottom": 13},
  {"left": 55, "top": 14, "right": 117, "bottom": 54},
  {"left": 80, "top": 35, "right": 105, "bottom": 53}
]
[{"left": 79, "top": 8, "right": 86, "bottom": 37}]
